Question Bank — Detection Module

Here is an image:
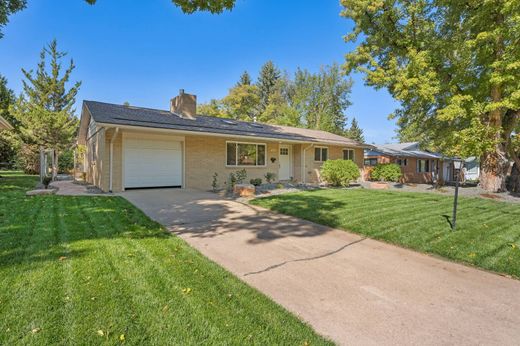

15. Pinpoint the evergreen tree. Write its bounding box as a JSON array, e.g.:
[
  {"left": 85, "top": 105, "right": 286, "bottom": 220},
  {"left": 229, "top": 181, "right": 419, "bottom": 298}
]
[
  {"left": 256, "top": 61, "right": 280, "bottom": 112},
  {"left": 237, "top": 71, "right": 251, "bottom": 86},
  {"left": 0, "top": 75, "right": 18, "bottom": 166},
  {"left": 0, "top": 74, "right": 15, "bottom": 124},
  {"left": 12, "top": 39, "right": 80, "bottom": 176},
  {"left": 345, "top": 117, "right": 364, "bottom": 142}
]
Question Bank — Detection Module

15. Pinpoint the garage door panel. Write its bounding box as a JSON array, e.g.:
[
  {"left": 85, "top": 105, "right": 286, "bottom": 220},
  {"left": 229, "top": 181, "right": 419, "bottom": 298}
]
[{"left": 124, "top": 137, "right": 183, "bottom": 188}]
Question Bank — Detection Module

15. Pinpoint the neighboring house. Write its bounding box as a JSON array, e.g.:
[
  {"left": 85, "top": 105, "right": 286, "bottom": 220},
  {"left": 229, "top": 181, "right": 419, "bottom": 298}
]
[
  {"left": 77, "top": 90, "right": 370, "bottom": 192},
  {"left": 364, "top": 142, "right": 447, "bottom": 184},
  {"left": 463, "top": 157, "right": 480, "bottom": 181},
  {"left": 0, "top": 115, "right": 13, "bottom": 131}
]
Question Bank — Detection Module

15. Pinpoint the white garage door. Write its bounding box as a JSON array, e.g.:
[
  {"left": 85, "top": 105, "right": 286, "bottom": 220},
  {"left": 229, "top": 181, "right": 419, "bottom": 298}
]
[{"left": 124, "top": 136, "right": 183, "bottom": 188}]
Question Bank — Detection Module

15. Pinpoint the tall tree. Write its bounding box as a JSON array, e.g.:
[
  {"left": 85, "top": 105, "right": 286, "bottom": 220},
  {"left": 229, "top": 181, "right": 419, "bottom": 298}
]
[
  {"left": 198, "top": 98, "right": 226, "bottom": 117},
  {"left": 341, "top": 0, "right": 520, "bottom": 192},
  {"left": 256, "top": 61, "right": 281, "bottom": 113},
  {"left": 0, "top": 74, "right": 14, "bottom": 124},
  {"left": 345, "top": 117, "right": 364, "bottom": 142},
  {"left": 12, "top": 40, "right": 80, "bottom": 176},
  {"left": 0, "top": 0, "right": 26, "bottom": 38},
  {"left": 0, "top": 75, "right": 18, "bottom": 166},
  {"left": 293, "top": 64, "right": 352, "bottom": 134},
  {"left": 222, "top": 84, "right": 260, "bottom": 121},
  {"left": 259, "top": 77, "right": 300, "bottom": 126},
  {"left": 237, "top": 71, "right": 252, "bottom": 86}
]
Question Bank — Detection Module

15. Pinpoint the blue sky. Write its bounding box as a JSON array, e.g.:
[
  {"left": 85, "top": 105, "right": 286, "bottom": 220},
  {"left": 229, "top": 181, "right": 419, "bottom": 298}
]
[{"left": 0, "top": 0, "right": 398, "bottom": 143}]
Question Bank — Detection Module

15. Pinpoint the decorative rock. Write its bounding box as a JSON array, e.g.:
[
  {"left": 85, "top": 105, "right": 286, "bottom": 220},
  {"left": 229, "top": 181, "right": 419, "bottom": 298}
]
[
  {"left": 26, "top": 189, "right": 57, "bottom": 196},
  {"left": 370, "top": 182, "right": 389, "bottom": 190},
  {"left": 233, "top": 184, "right": 256, "bottom": 197}
]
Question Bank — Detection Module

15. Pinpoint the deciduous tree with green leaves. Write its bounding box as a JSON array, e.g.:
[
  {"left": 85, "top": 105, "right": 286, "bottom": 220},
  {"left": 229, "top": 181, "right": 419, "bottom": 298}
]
[
  {"left": 222, "top": 84, "right": 260, "bottom": 121},
  {"left": 11, "top": 39, "right": 80, "bottom": 176},
  {"left": 0, "top": 0, "right": 236, "bottom": 38},
  {"left": 341, "top": 0, "right": 520, "bottom": 192}
]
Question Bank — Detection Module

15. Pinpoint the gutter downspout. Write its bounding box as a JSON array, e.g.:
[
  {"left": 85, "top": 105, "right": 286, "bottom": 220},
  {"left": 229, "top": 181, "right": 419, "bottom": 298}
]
[
  {"left": 109, "top": 127, "right": 120, "bottom": 192},
  {"left": 302, "top": 144, "right": 314, "bottom": 184}
]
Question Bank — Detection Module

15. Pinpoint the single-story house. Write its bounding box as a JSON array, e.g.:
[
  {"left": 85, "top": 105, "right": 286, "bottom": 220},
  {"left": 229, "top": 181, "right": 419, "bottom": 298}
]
[
  {"left": 364, "top": 142, "right": 447, "bottom": 184},
  {"left": 0, "top": 115, "right": 13, "bottom": 131},
  {"left": 77, "top": 90, "right": 370, "bottom": 192}
]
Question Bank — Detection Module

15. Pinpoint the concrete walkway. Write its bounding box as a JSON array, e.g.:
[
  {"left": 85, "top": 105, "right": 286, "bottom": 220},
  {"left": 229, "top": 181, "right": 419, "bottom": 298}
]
[
  {"left": 122, "top": 188, "right": 520, "bottom": 346},
  {"left": 50, "top": 180, "right": 106, "bottom": 196}
]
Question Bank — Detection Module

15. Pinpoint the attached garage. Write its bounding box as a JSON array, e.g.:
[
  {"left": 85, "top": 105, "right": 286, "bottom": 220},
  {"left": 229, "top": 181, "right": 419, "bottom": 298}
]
[{"left": 123, "top": 133, "right": 183, "bottom": 189}]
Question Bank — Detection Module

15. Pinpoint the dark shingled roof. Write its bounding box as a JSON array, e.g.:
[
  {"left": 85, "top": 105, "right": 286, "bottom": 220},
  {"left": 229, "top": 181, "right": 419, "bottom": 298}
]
[{"left": 83, "top": 100, "right": 368, "bottom": 147}]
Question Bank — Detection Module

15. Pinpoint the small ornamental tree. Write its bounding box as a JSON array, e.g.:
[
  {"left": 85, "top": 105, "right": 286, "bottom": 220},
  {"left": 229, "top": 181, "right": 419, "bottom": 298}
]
[
  {"left": 320, "top": 159, "right": 360, "bottom": 187},
  {"left": 371, "top": 163, "right": 402, "bottom": 182}
]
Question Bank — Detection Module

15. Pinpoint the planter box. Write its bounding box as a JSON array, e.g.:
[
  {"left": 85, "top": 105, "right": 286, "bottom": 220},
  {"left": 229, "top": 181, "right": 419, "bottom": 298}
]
[
  {"left": 370, "top": 182, "right": 389, "bottom": 190},
  {"left": 233, "top": 184, "right": 256, "bottom": 197}
]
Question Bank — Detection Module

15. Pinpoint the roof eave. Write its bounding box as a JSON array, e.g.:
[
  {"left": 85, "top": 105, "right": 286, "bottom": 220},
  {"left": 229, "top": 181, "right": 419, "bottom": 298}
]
[{"left": 94, "top": 121, "right": 370, "bottom": 147}]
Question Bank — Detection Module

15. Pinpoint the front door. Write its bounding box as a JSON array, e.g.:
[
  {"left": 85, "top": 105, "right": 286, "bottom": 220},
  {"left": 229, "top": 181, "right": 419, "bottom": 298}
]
[{"left": 279, "top": 145, "right": 292, "bottom": 180}]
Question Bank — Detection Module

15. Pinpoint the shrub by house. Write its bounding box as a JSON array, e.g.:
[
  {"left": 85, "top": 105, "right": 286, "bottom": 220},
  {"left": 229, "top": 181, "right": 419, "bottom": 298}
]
[
  {"left": 370, "top": 163, "right": 402, "bottom": 182},
  {"left": 320, "top": 159, "right": 360, "bottom": 187}
]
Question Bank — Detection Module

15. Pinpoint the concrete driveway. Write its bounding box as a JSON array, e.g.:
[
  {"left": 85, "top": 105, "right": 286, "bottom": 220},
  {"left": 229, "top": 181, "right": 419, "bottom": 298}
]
[{"left": 122, "top": 188, "right": 520, "bottom": 345}]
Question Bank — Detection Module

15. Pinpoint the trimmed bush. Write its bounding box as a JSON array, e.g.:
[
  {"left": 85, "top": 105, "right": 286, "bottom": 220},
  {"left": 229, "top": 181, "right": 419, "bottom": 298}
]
[
  {"left": 250, "top": 178, "right": 262, "bottom": 186},
  {"left": 320, "top": 159, "right": 360, "bottom": 187},
  {"left": 371, "top": 163, "right": 402, "bottom": 182}
]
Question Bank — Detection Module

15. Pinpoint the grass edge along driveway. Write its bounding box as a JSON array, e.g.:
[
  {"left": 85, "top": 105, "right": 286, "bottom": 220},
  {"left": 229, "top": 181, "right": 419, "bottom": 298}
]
[
  {"left": 251, "top": 188, "right": 520, "bottom": 279},
  {"left": 0, "top": 172, "right": 331, "bottom": 345}
]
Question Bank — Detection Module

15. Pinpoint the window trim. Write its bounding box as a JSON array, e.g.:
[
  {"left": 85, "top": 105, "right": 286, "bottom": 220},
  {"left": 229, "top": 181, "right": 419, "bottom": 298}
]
[
  {"left": 314, "top": 146, "right": 329, "bottom": 162},
  {"left": 225, "top": 141, "right": 267, "bottom": 167},
  {"left": 417, "top": 159, "right": 430, "bottom": 173},
  {"left": 364, "top": 158, "right": 378, "bottom": 166},
  {"left": 343, "top": 148, "right": 355, "bottom": 161},
  {"left": 397, "top": 158, "right": 408, "bottom": 167}
]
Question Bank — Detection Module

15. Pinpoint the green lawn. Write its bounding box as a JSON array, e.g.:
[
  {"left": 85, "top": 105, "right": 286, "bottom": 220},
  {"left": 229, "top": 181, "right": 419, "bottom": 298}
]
[
  {"left": 0, "top": 172, "right": 330, "bottom": 345},
  {"left": 251, "top": 188, "right": 520, "bottom": 279}
]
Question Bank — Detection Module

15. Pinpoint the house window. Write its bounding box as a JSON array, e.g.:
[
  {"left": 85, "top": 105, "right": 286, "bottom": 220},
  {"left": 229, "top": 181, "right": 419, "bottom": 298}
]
[
  {"left": 417, "top": 159, "right": 430, "bottom": 173},
  {"left": 364, "top": 158, "right": 377, "bottom": 166},
  {"left": 397, "top": 158, "right": 408, "bottom": 166},
  {"left": 280, "top": 147, "right": 289, "bottom": 155},
  {"left": 343, "top": 149, "right": 355, "bottom": 161},
  {"left": 89, "top": 136, "right": 97, "bottom": 162},
  {"left": 226, "top": 142, "right": 266, "bottom": 166},
  {"left": 314, "top": 147, "right": 328, "bottom": 162}
]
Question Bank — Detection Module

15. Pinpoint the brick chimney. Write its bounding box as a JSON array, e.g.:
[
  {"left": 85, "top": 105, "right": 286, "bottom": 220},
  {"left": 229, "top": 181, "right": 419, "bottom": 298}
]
[{"left": 170, "top": 89, "right": 196, "bottom": 119}]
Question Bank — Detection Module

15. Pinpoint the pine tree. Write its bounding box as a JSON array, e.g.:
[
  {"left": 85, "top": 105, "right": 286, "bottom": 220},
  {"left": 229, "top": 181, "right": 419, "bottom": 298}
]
[
  {"left": 237, "top": 71, "right": 251, "bottom": 86},
  {"left": 13, "top": 39, "right": 80, "bottom": 177},
  {"left": 345, "top": 117, "right": 365, "bottom": 142},
  {"left": 0, "top": 75, "right": 18, "bottom": 166},
  {"left": 256, "top": 61, "right": 280, "bottom": 112}
]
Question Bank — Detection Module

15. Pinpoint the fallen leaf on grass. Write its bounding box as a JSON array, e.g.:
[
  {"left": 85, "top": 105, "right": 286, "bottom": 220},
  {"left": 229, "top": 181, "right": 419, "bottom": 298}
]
[
  {"left": 119, "top": 334, "right": 125, "bottom": 342},
  {"left": 182, "top": 288, "right": 192, "bottom": 294},
  {"left": 97, "top": 330, "right": 104, "bottom": 336},
  {"left": 58, "top": 256, "right": 67, "bottom": 261},
  {"left": 509, "top": 243, "right": 517, "bottom": 249},
  {"left": 31, "top": 328, "right": 41, "bottom": 334}
]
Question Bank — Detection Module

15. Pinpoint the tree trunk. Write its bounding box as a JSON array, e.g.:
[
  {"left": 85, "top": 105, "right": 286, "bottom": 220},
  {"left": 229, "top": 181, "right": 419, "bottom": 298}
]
[
  {"left": 507, "top": 161, "right": 520, "bottom": 193},
  {"left": 480, "top": 146, "right": 509, "bottom": 192}
]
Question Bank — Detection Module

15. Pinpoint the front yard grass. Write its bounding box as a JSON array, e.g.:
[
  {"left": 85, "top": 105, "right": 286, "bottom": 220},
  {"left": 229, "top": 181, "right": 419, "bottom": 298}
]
[
  {"left": 0, "top": 172, "right": 330, "bottom": 345},
  {"left": 251, "top": 188, "right": 520, "bottom": 279}
]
